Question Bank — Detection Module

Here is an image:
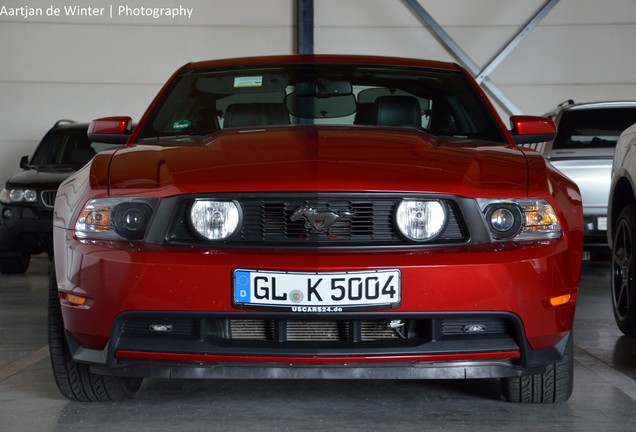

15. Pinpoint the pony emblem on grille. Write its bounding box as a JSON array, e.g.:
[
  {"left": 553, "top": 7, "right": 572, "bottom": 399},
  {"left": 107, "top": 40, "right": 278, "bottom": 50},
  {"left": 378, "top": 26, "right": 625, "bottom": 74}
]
[{"left": 290, "top": 205, "right": 355, "bottom": 232}]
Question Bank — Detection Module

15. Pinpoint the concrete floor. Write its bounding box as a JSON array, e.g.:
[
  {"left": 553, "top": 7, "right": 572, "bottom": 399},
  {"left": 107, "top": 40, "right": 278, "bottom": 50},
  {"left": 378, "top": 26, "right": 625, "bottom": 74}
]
[{"left": 1, "top": 256, "right": 635, "bottom": 432}]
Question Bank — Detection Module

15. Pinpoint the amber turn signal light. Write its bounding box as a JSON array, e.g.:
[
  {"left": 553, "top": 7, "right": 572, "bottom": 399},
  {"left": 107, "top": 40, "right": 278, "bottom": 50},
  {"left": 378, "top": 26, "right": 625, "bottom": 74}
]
[
  {"left": 66, "top": 293, "right": 87, "bottom": 306},
  {"left": 549, "top": 294, "right": 571, "bottom": 307}
]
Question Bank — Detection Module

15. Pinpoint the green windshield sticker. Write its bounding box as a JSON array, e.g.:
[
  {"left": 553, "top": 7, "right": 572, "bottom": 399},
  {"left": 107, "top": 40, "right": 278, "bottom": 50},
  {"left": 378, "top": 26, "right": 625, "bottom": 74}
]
[
  {"left": 172, "top": 119, "right": 191, "bottom": 130},
  {"left": 234, "top": 76, "right": 263, "bottom": 88}
]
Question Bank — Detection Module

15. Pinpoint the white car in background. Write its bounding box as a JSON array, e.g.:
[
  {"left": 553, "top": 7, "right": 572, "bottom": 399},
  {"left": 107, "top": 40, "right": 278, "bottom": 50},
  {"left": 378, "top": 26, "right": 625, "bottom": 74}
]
[
  {"left": 608, "top": 122, "right": 636, "bottom": 336},
  {"left": 529, "top": 100, "right": 636, "bottom": 260}
]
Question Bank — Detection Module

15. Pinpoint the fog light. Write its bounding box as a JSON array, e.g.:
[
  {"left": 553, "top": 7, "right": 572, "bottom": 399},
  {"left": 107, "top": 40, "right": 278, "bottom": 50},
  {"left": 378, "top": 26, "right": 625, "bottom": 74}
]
[
  {"left": 395, "top": 200, "right": 447, "bottom": 241},
  {"left": 189, "top": 200, "right": 241, "bottom": 240},
  {"left": 2, "top": 208, "right": 12, "bottom": 219}
]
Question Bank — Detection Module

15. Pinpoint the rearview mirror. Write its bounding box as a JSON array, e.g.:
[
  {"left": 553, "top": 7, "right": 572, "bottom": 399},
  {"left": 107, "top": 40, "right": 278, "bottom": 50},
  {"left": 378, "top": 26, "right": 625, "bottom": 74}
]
[
  {"left": 88, "top": 116, "right": 133, "bottom": 144},
  {"left": 293, "top": 80, "right": 353, "bottom": 97},
  {"left": 509, "top": 115, "right": 556, "bottom": 145}
]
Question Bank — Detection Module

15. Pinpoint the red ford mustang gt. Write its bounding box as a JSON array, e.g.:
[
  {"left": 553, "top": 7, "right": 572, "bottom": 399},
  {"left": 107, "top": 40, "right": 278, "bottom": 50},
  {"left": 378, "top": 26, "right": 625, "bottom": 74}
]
[{"left": 49, "top": 55, "right": 583, "bottom": 403}]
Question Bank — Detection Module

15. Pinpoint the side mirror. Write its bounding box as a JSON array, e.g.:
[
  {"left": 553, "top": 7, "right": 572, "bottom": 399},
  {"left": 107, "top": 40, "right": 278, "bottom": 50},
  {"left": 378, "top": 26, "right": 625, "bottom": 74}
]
[
  {"left": 19, "top": 155, "right": 29, "bottom": 169},
  {"left": 88, "top": 116, "right": 133, "bottom": 144},
  {"left": 509, "top": 115, "right": 556, "bottom": 145}
]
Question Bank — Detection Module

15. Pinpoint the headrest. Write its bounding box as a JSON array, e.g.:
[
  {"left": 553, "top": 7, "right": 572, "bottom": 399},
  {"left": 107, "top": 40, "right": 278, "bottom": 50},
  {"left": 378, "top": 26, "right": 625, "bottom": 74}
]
[
  {"left": 224, "top": 103, "right": 290, "bottom": 128},
  {"left": 375, "top": 96, "right": 421, "bottom": 127}
]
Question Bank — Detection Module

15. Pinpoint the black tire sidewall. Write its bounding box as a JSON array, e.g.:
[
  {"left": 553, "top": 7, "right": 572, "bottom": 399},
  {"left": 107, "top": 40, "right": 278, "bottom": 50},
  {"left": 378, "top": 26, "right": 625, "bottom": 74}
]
[
  {"left": 0, "top": 253, "right": 30, "bottom": 274},
  {"left": 612, "top": 204, "right": 636, "bottom": 336}
]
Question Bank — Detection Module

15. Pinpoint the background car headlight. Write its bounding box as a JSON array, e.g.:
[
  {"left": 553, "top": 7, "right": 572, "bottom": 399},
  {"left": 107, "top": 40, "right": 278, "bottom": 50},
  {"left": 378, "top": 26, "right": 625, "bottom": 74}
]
[
  {"left": 75, "top": 198, "right": 157, "bottom": 240},
  {"left": 395, "top": 200, "right": 447, "bottom": 241},
  {"left": 478, "top": 199, "right": 562, "bottom": 241},
  {"left": 189, "top": 200, "right": 241, "bottom": 241},
  {"left": 0, "top": 187, "right": 38, "bottom": 203}
]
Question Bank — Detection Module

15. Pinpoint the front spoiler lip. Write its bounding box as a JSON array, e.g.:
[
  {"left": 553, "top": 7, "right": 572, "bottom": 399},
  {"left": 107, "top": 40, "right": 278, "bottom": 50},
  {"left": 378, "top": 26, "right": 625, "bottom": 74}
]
[
  {"left": 90, "top": 359, "right": 542, "bottom": 380},
  {"left": 66, "top": 325, "right": 572, "bottom": 379}
]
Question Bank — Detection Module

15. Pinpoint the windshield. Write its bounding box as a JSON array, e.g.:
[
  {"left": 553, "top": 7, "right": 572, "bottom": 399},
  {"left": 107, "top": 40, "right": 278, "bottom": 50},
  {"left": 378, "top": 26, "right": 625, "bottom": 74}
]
[
  {"left": 136, "top": 64, "right": 505, "bottom": 143},
  {"left": 553, "top": 107, "right": 636, "bottom": 149}
]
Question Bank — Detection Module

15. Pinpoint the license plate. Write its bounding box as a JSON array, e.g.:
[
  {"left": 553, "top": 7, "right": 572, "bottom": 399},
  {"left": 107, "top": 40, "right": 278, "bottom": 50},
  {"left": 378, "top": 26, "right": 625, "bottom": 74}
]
[{"left": 233, "top": 269, "right": 401, "bottom": 311}]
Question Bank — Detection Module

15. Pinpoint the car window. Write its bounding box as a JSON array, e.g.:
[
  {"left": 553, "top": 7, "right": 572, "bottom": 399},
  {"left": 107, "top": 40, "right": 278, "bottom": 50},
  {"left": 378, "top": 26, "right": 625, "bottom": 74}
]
[
  {"left": 136, "top": 64, "right": 505, "bottom": 143},
  {"left": 553, "top": 108, "right": 636, "bottom": 149},
  {"left": 30, "top": 128, "right": 93, "bottom": 167},
  {"left": 30, "top": 128, "right": 121, "bottom": 168}
]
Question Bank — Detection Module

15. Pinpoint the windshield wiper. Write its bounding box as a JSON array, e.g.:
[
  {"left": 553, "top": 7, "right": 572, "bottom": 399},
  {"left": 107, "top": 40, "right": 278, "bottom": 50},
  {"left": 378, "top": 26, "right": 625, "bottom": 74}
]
[
  {"left": 137, "top": 131, "right": 218, "bottom": 143},
  {"left": 28, "top": 164, "right": 76, "bottom": 171}
]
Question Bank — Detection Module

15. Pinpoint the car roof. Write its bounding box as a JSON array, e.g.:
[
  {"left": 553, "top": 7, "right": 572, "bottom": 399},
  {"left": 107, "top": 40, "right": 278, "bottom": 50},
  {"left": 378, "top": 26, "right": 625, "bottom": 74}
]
[
  {"left": 545, "top": 100, "right": 636, "bottom": 117},
  {"left": 51, "top": 121, "right": 90, "bottom": 131},
  {"left": 186, "top": 54, "right": 464, "bottom": 72}
]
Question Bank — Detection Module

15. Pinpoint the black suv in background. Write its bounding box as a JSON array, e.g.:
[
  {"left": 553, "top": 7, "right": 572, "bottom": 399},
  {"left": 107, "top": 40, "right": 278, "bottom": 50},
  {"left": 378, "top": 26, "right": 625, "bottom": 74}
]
[{"left": 0, "top": 120, "right": 103, "bottom": 273}]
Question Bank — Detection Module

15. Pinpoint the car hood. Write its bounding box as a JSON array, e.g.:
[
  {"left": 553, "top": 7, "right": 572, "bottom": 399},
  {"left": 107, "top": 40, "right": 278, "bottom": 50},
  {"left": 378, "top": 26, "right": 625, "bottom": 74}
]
[
  {"left": 107, "top": 127, "right": 529, "bottom": 198},
  {"left": 5, "top": 167, "right": 74, "bottom": 189}
]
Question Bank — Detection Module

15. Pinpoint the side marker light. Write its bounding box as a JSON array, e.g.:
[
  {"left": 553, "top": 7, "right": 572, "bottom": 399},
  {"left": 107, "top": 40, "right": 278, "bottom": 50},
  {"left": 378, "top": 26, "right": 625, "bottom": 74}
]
[
  {"left": 549, "top": 294, "right": 571, "bottom": 307},
  {"left": 66, "top": 294, "right": 87, "bottom": 306}
]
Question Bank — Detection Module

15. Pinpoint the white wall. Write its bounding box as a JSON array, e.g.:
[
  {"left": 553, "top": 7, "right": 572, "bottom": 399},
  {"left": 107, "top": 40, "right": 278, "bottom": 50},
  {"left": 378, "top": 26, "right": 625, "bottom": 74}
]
[
  {"left": 315, "top": 0, "right": 636, "bottom": 116},
  {"left": 0, "top": 0, "right": 295, "bottom": 184},
  {"left": 1, "top": 0, "right": 635, "bottom": 186}
]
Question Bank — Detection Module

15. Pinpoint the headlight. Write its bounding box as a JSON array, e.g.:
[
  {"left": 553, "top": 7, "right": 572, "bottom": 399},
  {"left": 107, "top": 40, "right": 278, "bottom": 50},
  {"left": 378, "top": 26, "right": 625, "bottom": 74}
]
[
  {"left": 478, "top": 199, "right": 562, "bottom": 241},
  {"left": 483, "top": 203, "right": 523, "bottom": 239},
  {"left": 395, "top": 200, "right": 447, "bottom": 241},
  {"left": 0, "top": 187, "right": 38, "bottom": 204},
  {"left": 75, "top": 198, "right": 157, "bottom": 240},
  {"left": 189, "top": 200, "right": 241, "bottom": 241}
]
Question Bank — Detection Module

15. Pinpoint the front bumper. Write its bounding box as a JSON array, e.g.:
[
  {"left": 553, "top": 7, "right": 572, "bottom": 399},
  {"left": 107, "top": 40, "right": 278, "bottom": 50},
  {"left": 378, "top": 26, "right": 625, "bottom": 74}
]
[
  {"left": 583, "top": 214, "right": 609, "bottom": 249},
  {"left": 68, "top": 312, "right": 572, "bottom": 379},
  {"left": 55, "top": 228, "right": 580, "bottom": 377},
  {"left": 84, "top": 341, "right": 571, "bottom": 381}
]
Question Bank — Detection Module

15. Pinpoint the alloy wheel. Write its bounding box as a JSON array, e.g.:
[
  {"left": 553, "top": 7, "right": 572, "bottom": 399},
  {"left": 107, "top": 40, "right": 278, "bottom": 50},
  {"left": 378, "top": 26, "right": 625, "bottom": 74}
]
[{"left": 613, "top": 218, "right": 633, "bottom": 321}]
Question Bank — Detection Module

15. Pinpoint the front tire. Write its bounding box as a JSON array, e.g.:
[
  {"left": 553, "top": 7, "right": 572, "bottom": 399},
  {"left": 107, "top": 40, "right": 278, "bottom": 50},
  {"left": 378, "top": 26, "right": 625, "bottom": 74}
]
[
  {"left": 0, "top": 253, "right": 30, "bottom": 274},
  {"left": 500, "top": 334, "right": 573, "bottom": 403},
  {"left": 611, "top": 204, "right": 636, "bottom": 336},
  {"left": 48, "top": 264, "right": 142, "bottom": 401}
]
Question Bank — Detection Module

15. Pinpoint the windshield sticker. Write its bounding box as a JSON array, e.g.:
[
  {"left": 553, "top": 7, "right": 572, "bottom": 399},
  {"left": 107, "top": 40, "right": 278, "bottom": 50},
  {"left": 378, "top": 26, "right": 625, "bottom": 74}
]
[
  {"left": 234, "top": 76, "right": 263, "bottom": 88},
  {"left": 172, "top": 119, "right": 191, "bottom": 130}
]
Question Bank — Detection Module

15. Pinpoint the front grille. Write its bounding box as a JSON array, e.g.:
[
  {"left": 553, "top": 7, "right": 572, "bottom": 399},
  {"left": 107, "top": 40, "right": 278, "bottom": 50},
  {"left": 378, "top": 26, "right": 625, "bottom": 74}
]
[
  {"left": 166, "top": 194, "right": 469, "bottom": 248},
  {"left": 41, "top": 190, "right": 57, "bottom": 208},
  {"left": 229, "top": 320, "right": 395, "bottom": 341}
]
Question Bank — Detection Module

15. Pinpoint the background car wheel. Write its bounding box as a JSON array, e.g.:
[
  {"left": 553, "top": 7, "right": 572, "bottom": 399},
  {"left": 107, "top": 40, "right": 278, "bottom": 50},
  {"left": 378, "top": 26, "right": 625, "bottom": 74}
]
[
  {"left": 611, "top": 204, "right": 636, "bottom": 336},
  {"left": 0, "top": 253, "right": 30, "bottom": 274},
  {"left": 500, "top": 334, "right": 573, "bottom": 403},
  {"left": 48, "top": 264, "right": 142, "bottom": 401}
]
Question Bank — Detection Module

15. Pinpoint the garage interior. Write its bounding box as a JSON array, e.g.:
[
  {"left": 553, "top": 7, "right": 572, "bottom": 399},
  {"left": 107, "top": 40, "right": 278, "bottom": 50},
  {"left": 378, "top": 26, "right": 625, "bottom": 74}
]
[{"left": 1, "top": 0, "right": 636, "bottom": 430}]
